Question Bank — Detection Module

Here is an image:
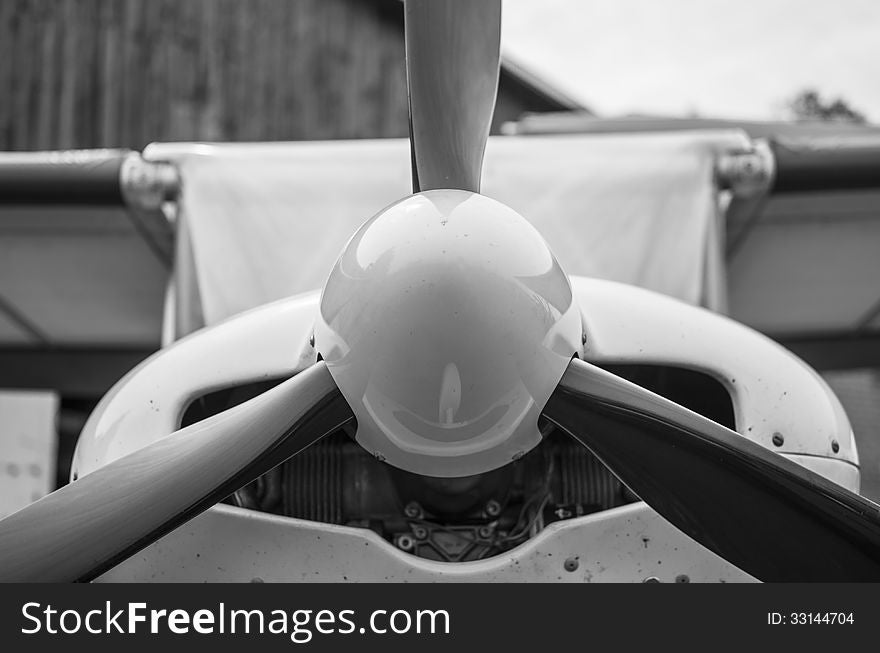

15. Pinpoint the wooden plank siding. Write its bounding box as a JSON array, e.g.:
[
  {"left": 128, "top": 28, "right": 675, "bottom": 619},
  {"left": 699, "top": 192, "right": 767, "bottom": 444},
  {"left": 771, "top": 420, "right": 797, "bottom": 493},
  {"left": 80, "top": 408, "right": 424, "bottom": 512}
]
[
  {"left": 0, "top": 0, "right": 415, "bottom": 150},
  {"left": 1, "top": 0, "right": 582, "bottom": 152}
]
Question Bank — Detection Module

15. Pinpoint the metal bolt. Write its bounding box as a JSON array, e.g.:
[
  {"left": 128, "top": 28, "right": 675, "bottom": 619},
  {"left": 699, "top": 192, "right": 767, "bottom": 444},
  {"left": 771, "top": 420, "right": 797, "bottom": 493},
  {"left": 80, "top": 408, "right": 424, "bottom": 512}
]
[
  {"left": 485, "top": 499, "right": 501, "bottom": 517},
  {"left": 771, "top": 432, "right": 785, "bottom": 447},
  {"left": 675, "top": 574, "right": 690, "bottom": 584},
  {"left": 477, "top": 526, "right": 493, "bottom": 539},
  {"left": 831, "top": 439, "right": 840, "bottom": 453},
  {"left": 643, "top": 576, "right": 661, "bottom": 583},
  {"left": 412, "top": 526, "right": 428, "bottom": 540},
  {"left": 404, "top": 502, "right": 422, "bottom": 519},
  {"left": 396, "top": 534, "right": 414, "bottom": 552},
  {"left": 563, "top": 557, "right": 579, "bottom": 572}
]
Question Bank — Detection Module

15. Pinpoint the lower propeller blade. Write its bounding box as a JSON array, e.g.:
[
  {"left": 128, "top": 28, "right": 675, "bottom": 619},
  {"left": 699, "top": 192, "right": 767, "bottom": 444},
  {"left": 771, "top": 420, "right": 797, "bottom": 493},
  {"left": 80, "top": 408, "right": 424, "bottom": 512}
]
[
  {"left": 405, "top": 0, "right": 502, "bottom": 192},
  {"left": 0, "top": 362, "right": 354, "bottom": 582},
  {"left": 542, "top": 357, "right": 880, "bottom": 582}
]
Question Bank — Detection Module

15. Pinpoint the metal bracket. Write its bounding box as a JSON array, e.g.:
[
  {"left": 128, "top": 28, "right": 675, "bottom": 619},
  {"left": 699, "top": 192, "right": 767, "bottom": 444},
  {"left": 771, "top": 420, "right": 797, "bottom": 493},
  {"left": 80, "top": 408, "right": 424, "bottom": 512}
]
[
  {"left": 119, "top": 153, "right": 181, "bottom": 212},
  {"left": 715, "top": 139, "right": 775, "bottom": 198}
]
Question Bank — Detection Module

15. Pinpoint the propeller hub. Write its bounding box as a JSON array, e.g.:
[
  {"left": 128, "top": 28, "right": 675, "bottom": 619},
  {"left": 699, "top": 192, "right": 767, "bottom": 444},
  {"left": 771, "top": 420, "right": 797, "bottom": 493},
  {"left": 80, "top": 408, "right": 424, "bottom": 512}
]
[{"left": 315, "top": 190, "right": 582, "bottom": 477}]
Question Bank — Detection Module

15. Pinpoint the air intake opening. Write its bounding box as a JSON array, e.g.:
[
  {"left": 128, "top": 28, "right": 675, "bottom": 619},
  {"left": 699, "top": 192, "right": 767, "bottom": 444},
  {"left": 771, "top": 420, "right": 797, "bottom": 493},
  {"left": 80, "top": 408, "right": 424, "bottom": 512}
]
[{"left": 180, "top": 364, "right": 734, "bottom": 560}]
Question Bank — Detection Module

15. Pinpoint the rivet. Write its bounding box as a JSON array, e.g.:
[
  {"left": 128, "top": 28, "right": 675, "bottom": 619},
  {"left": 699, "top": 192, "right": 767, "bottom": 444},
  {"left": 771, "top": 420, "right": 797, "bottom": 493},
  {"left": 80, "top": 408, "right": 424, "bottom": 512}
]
[
  {"left": 564, "top": 557, "right": 579, "bottom": 572},
  {"left": 643, "top": 576, "right": 661, "bottom": 583},
  {"left": 675, "top": 574, "right": 690, "bottom": 584}
]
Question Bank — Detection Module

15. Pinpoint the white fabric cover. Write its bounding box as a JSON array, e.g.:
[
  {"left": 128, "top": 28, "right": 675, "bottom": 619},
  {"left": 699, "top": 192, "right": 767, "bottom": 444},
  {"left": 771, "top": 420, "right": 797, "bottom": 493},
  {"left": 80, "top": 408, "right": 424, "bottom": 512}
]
[{"left": 146, "top": 131, "right": 750, "bottom": 339}]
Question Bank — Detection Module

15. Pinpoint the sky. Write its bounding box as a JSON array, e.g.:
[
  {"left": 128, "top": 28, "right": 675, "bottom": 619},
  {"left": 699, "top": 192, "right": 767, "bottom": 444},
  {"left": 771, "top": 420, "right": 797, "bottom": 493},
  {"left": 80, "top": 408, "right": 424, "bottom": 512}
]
[{"left": 501, "top": 0, "right": 880, "bottom": 122}]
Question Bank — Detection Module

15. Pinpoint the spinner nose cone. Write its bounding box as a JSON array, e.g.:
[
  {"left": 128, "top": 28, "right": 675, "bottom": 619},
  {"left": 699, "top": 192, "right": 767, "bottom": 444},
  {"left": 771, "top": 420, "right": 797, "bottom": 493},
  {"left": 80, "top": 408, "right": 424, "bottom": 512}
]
[{"left": 315, "top": 190, "right": 583, "bottom": 477}]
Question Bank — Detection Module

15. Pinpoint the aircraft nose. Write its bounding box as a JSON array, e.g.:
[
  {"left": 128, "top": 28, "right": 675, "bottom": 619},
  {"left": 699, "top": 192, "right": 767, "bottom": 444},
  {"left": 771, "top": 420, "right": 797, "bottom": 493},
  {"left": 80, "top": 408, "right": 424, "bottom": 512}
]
[{"left": 315, "top": 190, "right": 583, "bottom": 477}]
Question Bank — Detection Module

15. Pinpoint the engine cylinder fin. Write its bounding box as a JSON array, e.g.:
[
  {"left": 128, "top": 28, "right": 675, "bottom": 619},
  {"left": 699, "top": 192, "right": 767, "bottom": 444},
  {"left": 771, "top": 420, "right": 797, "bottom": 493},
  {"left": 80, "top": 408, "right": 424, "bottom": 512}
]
[
  {"left": 282, "top": 437, "right": 344, "bottom": 524},
  {"left": 555, "top": 439, "right": 624, "bottom": 511}
]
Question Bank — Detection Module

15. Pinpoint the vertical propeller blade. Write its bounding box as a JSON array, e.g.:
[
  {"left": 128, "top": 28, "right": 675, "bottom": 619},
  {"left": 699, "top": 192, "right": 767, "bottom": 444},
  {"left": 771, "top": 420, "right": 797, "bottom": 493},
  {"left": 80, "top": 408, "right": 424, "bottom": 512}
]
[
  {"left": 0, "top": 363, "right": 354, "bottom": 582},
  {"left": 405, "top": 0, "right": 502, "bottom": 193},
  {"left": 543, "top": 358, "right": 880, "bottom": 582}
]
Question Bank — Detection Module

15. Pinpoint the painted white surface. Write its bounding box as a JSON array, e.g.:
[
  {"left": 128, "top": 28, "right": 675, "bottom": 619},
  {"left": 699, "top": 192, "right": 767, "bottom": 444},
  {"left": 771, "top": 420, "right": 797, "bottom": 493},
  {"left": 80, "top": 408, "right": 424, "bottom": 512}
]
[
  {"left": 0, "top": 390, "right": 58, "bottom": 519},
  {"left": 98, "top": 503, "right": 755, "bottom": 583},
  {"left": 75, "top": 277, "right": 857, "bottom": 489},
  {"left": 316, "top": 191, "right": 582, "bottom": 476}
]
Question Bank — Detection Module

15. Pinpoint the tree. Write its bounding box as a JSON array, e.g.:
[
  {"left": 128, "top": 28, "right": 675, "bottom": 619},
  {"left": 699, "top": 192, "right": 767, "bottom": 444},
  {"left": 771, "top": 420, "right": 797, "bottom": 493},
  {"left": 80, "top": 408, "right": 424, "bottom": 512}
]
[{"left": 787, "top": 89, "right": 867, "bottom": 124}]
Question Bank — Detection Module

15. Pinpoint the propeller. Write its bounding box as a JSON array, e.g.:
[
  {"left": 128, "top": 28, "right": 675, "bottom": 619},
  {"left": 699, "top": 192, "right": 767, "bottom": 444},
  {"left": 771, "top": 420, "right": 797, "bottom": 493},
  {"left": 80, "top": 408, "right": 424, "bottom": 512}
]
[
  {"left": 5, "top": 0, "right": 876, "bottom": 585},
  {"left": 542, "top": 357, "right": 880, "bottom": 582},
  {"left": 405, "top": 0, "right": 502, "bottom": 192},
  {"left": 0, "top": 363, "right": 354, "bottom": 582}
]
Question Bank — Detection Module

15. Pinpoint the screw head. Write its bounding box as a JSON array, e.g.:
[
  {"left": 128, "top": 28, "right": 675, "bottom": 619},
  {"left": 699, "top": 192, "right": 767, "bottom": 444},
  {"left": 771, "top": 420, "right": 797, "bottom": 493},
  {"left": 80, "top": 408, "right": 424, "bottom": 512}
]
[
  {"left": 771, "top": 432, "right": 785, "bottom": 447},
  {"left": 412, "top": 526, "right": 428, "bottom": 540},
  {"left": 485, "top": 499, "right": 501, "bottom": 517},
  {"left": 643, "top": 576, "right": 661, "bottom": 583},
  {"left": 404, "top": 502, "right": 422, "bottom": 519},
  {"left": 675, "top": 574, "right": 690, "bottom": 584},
  {"left": 831, "top": 439, "right": 840, "bottom": 453},
  {"left": 563, "top": 557, "right": 579, "bottom": 572},
  {"left": 396, "top": 534, "right": 415, "bottom": 551}
]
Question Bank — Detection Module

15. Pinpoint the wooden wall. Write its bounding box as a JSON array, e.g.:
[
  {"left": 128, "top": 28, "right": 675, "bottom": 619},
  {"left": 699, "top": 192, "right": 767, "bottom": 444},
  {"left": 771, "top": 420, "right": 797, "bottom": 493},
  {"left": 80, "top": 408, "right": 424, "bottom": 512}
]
[{"left": 0, "top": 0, "right": 413, "bottom": 150}]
